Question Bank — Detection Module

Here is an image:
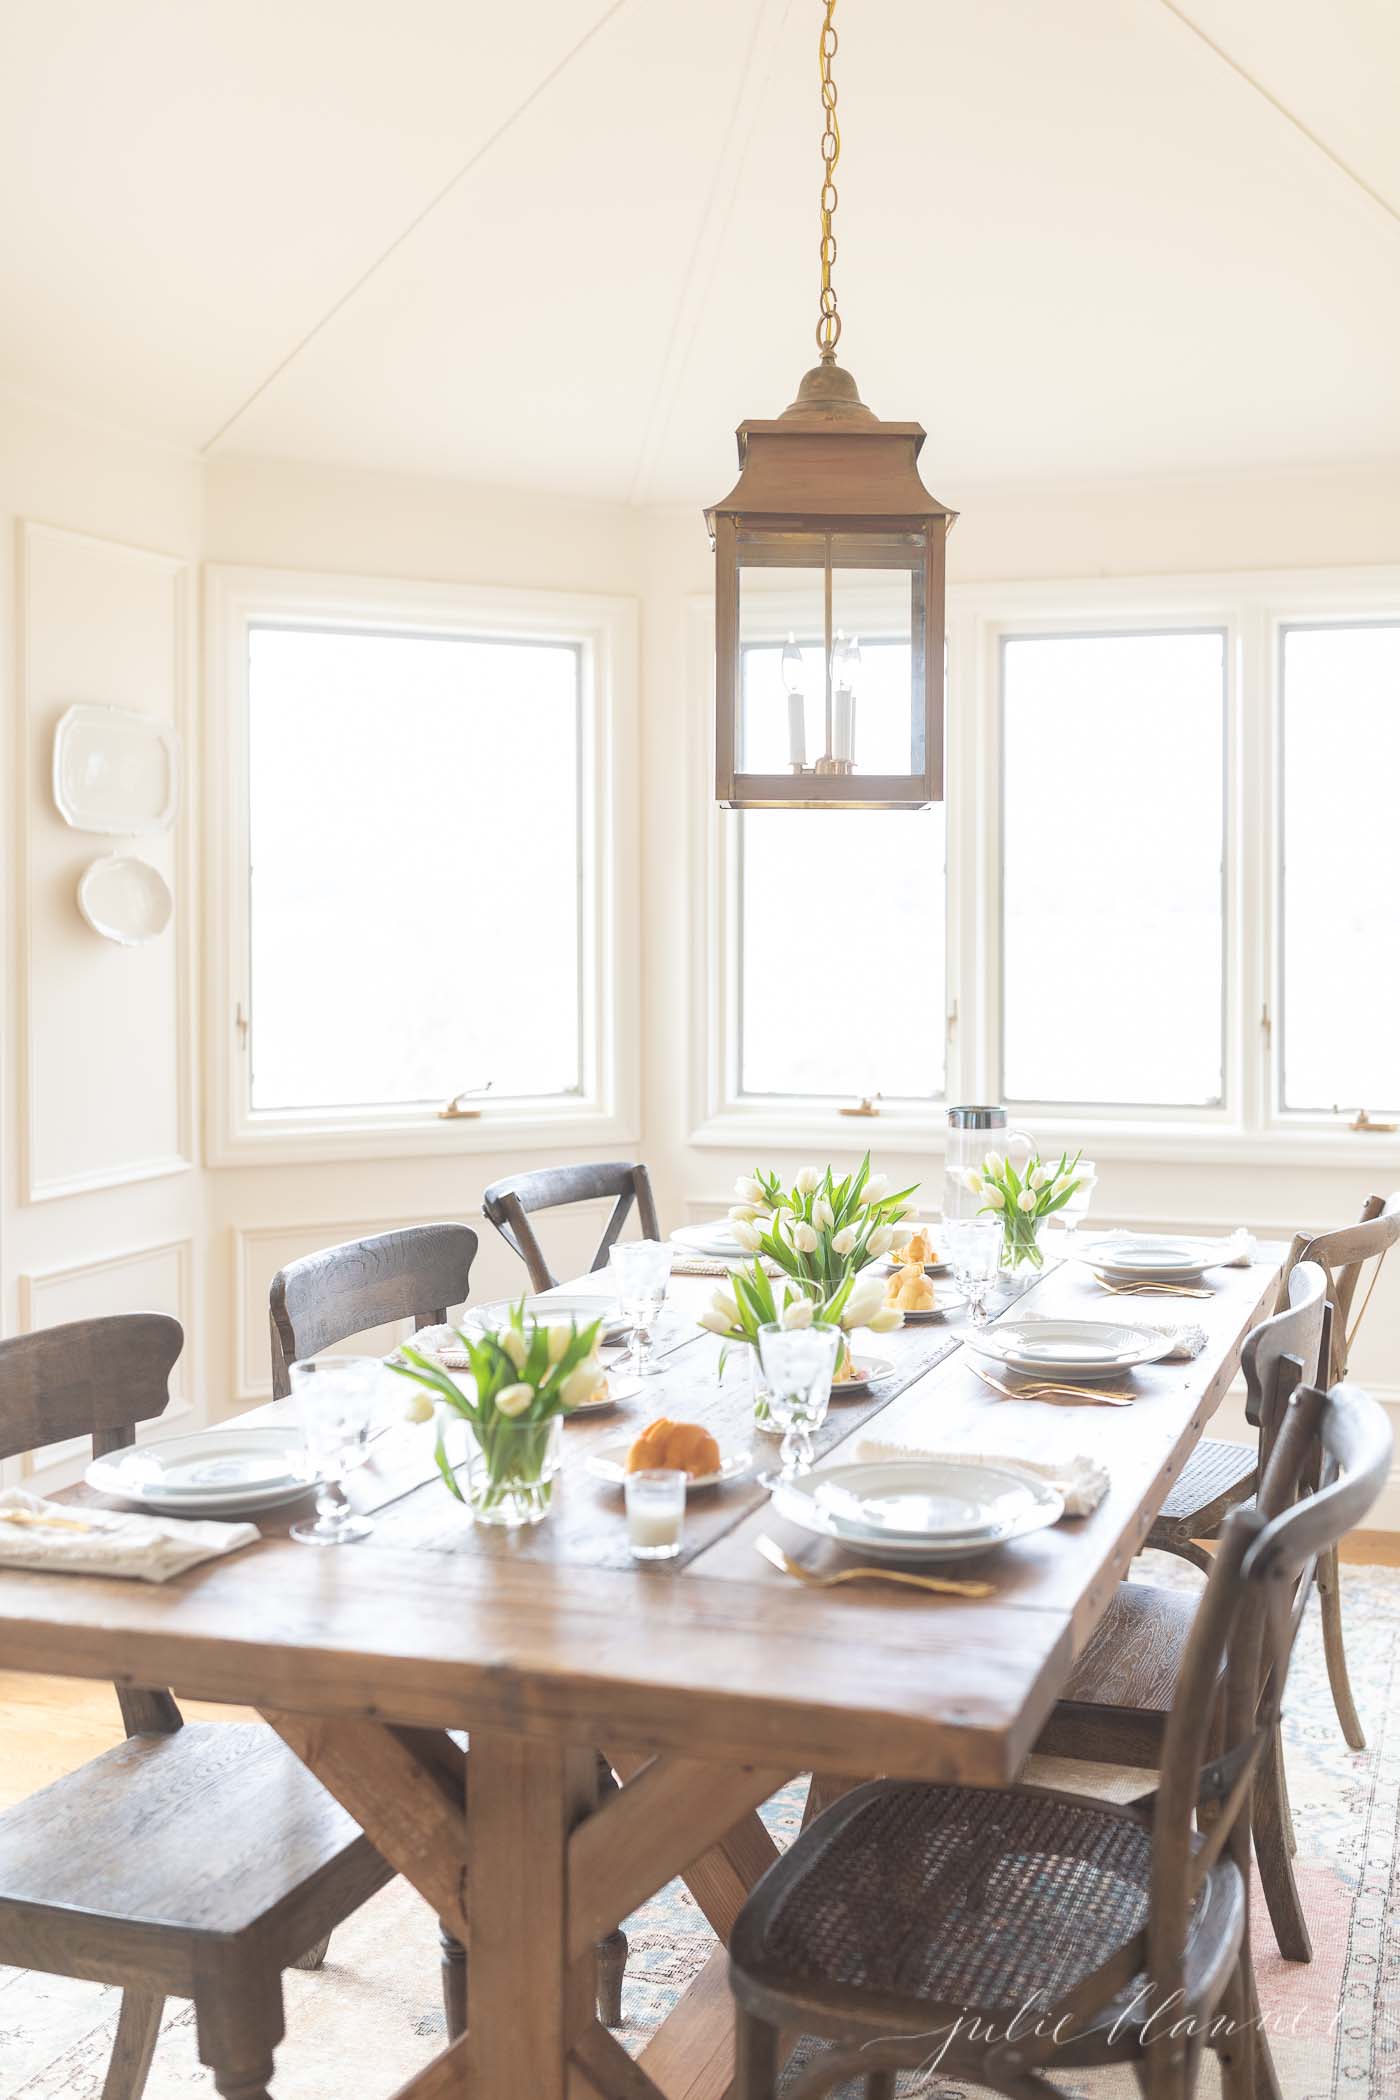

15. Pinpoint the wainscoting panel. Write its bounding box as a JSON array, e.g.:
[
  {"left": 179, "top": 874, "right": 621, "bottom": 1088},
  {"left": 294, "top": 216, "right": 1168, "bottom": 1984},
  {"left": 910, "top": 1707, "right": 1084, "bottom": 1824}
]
[{"left": 19, "top": 522, "right": 194, "bottom": 1201}]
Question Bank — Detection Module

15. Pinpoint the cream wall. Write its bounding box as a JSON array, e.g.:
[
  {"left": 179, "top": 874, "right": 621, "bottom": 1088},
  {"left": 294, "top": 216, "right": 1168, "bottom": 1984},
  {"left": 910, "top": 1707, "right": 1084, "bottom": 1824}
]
[
  {"left": 0, "top": 391, "right": 205, "bottom": 1482},
  {"left": 4, "top": 397, "right": 1399, "bottom": 1509}
]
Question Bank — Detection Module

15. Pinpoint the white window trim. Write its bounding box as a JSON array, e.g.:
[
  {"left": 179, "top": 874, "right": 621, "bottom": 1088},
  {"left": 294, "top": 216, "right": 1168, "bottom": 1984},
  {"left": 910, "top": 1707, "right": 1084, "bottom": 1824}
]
[
  {"left": 689, "top": 565, "right": 1400, "bottom": 1169},
  {"left": 204, "top": 565, "right": 639, "bottom": 1167}
]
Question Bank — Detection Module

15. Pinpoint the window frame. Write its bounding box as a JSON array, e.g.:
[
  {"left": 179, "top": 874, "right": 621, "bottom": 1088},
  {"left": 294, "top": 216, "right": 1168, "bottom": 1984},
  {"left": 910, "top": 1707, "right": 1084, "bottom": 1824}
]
[
  {"left": 692, "top": 567, "right": 1400, "bottom": 1168},
  {"left": 205, "top": 565, "right": 639, "bottom": 1167}
]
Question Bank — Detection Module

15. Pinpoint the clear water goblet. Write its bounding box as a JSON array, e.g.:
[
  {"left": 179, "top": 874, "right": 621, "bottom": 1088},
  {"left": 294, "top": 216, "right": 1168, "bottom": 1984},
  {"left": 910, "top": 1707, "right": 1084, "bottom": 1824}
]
[
  {"left": 756, "top": 1321, "right": 840, "bottom": 1488},
  {"left": 610, "top": 1239, "right": 674, "bottom": 1378},
  {"left": 288, "top": 1356, "right": 383, "bottom": 1545},
  {"left": 945, "top": 1218, "right": 1002, "bottom": 1329}
]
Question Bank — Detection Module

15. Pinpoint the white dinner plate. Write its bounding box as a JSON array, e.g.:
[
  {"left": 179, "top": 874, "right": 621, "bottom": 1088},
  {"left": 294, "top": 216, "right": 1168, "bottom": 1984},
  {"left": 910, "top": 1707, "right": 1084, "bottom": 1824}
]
[
  {"left": 772, "top": 1459, "right": 1063, "bottom": 1562},
  {"left": 966, "top": 1318, "right": 1173, "bottom": 1379},
  {"left": 86, "top": 1428, "right": 318, "bottom": 1515},
  {"left": 882, "top": 1258, "right": 952, "bottom": 1279},
  {"left": 829, "top": 1356, "right": 895, "bottom": 1397},
  {"left": 670, "top": 1223, "right": 749, "bottom": 1260},
  {"left": 586, "top": 1441, "right": 752, "bottom": 1491},
  {"left": 1082, "top": 1236, "right": 1213, "bottom": 1281},
  {"left": 465, "top": 1295, "right": 628, "bottom": 1342},
  {"left": 891, "top": 1289, "right": 966, "bottom": 1323}
]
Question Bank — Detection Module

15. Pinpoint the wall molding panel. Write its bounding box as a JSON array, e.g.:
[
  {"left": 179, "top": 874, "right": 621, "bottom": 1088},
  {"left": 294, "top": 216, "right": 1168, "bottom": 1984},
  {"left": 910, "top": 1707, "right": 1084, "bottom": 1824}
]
[{"left": 17, "top": 520, "right": 196, "bottom": 1204}]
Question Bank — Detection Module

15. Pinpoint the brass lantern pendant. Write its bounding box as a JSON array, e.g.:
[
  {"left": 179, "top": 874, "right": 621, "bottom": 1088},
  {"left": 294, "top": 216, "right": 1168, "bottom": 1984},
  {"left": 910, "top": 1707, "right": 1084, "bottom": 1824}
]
[{"left": 706, "top": 1, "right": 956, "bottom": 810}]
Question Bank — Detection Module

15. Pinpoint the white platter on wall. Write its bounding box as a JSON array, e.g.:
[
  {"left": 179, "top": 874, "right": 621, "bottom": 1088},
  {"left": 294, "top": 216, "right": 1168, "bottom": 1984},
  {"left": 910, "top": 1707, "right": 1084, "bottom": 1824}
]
[
  {"left": 76, "top": 854, "right": 174, "bottom": 945},
  {"left": 53, "top": 703, "right": 180, "bottom": 834}
]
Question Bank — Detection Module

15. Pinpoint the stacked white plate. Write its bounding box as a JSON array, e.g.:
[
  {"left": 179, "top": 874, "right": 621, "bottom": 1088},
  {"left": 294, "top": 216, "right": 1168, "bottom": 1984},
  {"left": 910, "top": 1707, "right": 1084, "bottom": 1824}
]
[
  {"left": 772, "top": 1458, "right": 1063, "bottom": 1563},
  {"left": 464, "top": 1295, "right": 629, "bottom": 1343},
  {"left": 586, "top": 1442, "right": 752, "bottom": 1491},
  {"left": 669, "top": 1222, "right": 749, "bottom": 1263},
  {"left": 965, "top": 1317, "right": 1174, "bottom": 1380},
  {"left": 1082, "top": 1235, "right": 1214, "bottom": 1284},
  {"left": 86, "top": 1428, "right": 317, "bottom": 1516}
]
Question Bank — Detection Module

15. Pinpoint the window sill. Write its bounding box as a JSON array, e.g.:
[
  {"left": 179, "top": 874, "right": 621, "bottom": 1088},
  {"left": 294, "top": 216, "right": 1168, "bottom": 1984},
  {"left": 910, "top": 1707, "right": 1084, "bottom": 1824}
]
[
  {"left": 207, "top": 1100, "right": 640, "bottom": 1170},
  {"left": 687, "top": 1105, "right": 1400, "bottom": 1172}
]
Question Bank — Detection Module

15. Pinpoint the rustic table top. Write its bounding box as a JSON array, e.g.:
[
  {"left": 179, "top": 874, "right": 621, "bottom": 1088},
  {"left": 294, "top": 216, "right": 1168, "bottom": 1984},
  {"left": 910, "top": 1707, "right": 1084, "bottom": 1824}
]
[{"left": 0, "top": 1246, "right": 1282, "bottom": 1785}]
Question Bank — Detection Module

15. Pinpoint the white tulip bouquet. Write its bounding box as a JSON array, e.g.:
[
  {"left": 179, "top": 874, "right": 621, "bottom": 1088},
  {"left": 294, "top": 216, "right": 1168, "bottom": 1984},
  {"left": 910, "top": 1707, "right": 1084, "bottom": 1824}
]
[
  {"left": 391, "top": 1303, "right": 604, "bottom": 1513},
  {"left": 699, "top": 1261, "right": 901, "bottom": 1420},
  {"left": 726, "top": 1154, "right": 919, "bottom": 1299},
  {"left": 964, "top": 1148, "right": 1084, "bottom": 1271}
]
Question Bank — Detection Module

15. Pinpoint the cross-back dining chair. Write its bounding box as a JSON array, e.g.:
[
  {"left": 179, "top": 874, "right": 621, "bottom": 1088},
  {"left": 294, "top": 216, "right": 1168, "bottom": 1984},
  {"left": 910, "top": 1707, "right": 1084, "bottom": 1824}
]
[
  {"left": 1145, "top": 1192, "right": 1398, "bottom": 1751},
  {"left": 1038, "top": 1259, "right": 1328, "bottom": 1963},
  {"left": 481, "top": 1161, "right": 661, "bottom": 1292},
  {"left": 266, "top": 1222, "right": 629, "bottom": 2036},
  {"left": 727, "top": 1375, "right": 1391, "bottom": 2100},
  {"left": 0, "top": 1315, "right": 392, "bottom": 2100},
  {"left": 268, "top": 1221, "right": 480, "bottom": 1399}
]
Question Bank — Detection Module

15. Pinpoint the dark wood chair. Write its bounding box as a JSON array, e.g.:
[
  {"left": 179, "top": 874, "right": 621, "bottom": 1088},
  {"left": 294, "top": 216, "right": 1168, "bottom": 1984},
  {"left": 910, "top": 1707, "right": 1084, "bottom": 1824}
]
[
  {"left": 1146, "top": 1191, "right": 1399, "bottom": 1749},
  {"left": 481, "top": 1161, "right": 661, "bottom": 1292},
  {"left": 269, "top": 1221, "right": 480, "bottom": 1400},
  {"left": 1037, "top": 1259, "right": 1328, "bottom": 1963},
  {"left": 267, "top": 1222, "right": 629, "bottom": 2036},
  {"left": 0, "top": 1314, "right": 392, "bottom": 2100},
  {"left": 728, "top": 1375, "right": 1392, "bottom": 2100}
]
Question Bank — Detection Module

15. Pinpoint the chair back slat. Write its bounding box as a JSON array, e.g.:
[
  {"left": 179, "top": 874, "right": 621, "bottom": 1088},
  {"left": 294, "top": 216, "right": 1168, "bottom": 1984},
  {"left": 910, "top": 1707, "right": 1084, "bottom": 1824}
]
[
  {"left": 269, "top": 1224, "right": 479, "bottom": 1399},
  {"left": 1241, "top": 1258, "right": 1326, "bottom": 1438},
  {"left": 481, "top": 1163, "right": 661, "bottom": 1292},
  {"left": 1290, "top": 1192, "right": 1400, "bottom": 1382},
  {"left": 0, "top": 1313, "right": 183, "bottom": 1465}
]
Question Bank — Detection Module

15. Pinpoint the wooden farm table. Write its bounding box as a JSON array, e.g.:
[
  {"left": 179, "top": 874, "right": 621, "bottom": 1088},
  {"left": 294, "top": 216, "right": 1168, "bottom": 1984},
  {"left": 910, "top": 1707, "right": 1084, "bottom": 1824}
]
[{"left": 0, "top": 1247, "right": 1285, "bottom": 2100}]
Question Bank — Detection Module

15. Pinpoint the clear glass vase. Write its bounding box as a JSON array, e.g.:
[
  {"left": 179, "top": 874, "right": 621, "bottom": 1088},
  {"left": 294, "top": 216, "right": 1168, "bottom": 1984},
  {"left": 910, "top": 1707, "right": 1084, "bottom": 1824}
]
[
  {"left": 463, "top": 1415, "right": 563, "bottom": 1528},
  {"left": 998, "top": 1211, "right": 1046, "bottom": 1295}
]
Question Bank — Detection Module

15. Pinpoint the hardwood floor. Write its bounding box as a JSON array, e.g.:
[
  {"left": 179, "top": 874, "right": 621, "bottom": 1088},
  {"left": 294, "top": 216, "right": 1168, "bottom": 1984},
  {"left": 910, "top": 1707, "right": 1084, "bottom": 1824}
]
[{"left": 1, "top": 1530, "right": 1394, "bottom": 1806}]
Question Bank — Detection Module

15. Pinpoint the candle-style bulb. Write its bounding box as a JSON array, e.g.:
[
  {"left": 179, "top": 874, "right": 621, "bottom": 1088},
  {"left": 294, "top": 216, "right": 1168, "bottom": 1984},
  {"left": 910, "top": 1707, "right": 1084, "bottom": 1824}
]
[
  {"left": 832, "top": 631, "right": 861, "bottom": 689},
  {"left": 780, "top": 632, "right": 807, "bottom": 768},
  {"left": 781, "top": 633, "right": 804, "bottom": 694}
]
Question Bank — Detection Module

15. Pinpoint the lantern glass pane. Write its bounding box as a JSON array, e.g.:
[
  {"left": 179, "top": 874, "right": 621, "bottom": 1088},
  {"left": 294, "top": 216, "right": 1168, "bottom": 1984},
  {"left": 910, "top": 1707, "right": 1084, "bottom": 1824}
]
[{"left": 736, "top": 551, "right": 827, "bottom": 772}]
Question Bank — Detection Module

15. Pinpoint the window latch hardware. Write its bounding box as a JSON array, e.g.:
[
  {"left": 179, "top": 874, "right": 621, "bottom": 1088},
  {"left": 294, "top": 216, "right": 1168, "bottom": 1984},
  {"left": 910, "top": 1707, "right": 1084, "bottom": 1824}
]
[
  {"left": 440, "top": 1082, "right": 493, "bottom": 1121},
  {"left": 235, "top": 1002, "right": 249, "bottom": 1049},
  {"left": 839, "top": 1093, "right": 881, "bottom": 1118},
  {"left": 1349, "top": 1107, "right": 1397, "bottom": 1134}
]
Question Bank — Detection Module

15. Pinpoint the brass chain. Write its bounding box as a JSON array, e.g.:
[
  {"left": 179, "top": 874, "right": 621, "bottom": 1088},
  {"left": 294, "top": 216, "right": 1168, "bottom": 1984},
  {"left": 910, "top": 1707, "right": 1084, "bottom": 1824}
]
[{"left": 817, "top": 0, "right": 841, "bottom": 355}]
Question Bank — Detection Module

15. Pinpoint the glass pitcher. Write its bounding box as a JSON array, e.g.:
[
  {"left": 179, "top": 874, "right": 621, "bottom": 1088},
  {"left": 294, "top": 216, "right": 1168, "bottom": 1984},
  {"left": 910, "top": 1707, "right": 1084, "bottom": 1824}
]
[{"left": 942, "top": 1106, "right": 1036, "bottom": 1220}]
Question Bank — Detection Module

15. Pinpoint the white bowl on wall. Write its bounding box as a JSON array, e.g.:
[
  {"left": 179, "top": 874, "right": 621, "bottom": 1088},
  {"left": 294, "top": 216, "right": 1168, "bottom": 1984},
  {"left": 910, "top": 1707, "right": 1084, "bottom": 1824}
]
[{"left": 76, "top": 854, "right": 173, "bottom": 945}]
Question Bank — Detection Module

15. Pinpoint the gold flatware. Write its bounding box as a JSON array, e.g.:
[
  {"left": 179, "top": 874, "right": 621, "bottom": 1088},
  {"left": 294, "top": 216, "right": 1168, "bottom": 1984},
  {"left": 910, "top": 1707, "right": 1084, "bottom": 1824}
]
[
  {"left": 755, "top": 1534, "right": 994, "bottom": 1598},
  {"left": 967, "top": 1362, "right": 1135, "bottom": 1407},
  {"left": 1094, "top": 1279, "right": 1214, "bottom": 1300},
  {"left": 0, "top": 1508, "right": 95, "bottom": 1533}
]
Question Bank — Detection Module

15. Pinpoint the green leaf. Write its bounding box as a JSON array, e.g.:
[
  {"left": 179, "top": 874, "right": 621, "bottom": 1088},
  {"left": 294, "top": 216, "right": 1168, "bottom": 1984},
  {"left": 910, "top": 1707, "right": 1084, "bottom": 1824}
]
[{"left": 434, "top": 1427, "right": 465, "bottom": 1501}]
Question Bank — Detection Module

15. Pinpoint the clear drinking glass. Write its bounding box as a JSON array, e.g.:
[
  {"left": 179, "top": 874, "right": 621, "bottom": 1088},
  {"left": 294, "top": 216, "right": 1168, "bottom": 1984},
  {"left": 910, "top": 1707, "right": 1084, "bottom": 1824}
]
[
  {"left": 756, "top": 1321, "right": 840, "bottom": 1487},
  {"left": 945, "top": 1218, "right": 1002, "bottom": 1329},
  {"left": 1057, "top": 1164, "right": 1098, "bottom": 1256},
  {"left": 610, "top": 1240, "right": 674, "bottom": 1378},
  {"left": 288, "top": 1356, "right": 383, "bottom": 1545},
  {"left": 625, "top": 1468, "right": 687, "bottom": 1560}
]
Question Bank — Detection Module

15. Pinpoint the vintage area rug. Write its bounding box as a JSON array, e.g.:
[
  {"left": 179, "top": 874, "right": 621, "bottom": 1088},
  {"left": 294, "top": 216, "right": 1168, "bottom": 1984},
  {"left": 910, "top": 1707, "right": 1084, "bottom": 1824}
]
[{"left": 1, "top": 1556, "right": 1397, "bottom": 2098}]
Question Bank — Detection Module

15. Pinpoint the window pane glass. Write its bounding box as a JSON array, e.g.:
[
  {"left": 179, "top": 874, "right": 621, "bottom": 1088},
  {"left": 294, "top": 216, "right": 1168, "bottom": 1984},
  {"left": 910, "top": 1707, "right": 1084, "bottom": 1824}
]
[
  {"left": 1281, "top": 623, "right": 1400, "bottom": 1114},
  {"left": 1002, "top": 631, "right": 1225, "bottom": 1106},
  {"left": 247, "top": 625, "right": 581, "bottom": 1111},
  {"left": 738, "top": 808, "right": 945, "bottom": 1099}
]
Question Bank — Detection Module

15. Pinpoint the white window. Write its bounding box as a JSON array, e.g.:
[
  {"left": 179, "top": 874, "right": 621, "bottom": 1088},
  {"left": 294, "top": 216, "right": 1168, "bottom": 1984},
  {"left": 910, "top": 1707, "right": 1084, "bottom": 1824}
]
[
  {"left": 208, "top": 569, "right": 637, "bottom": 1163},
  {"left": 1279, "top": 621, "right": 1400, "bottom": 1118},
  {"left": 1000, "top": 629, "right": 1227, "bottom": 1109}
]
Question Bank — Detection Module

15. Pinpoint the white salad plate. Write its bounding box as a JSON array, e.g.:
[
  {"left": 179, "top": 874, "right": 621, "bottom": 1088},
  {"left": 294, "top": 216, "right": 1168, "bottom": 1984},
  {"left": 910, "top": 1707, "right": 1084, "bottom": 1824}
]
[
  {"left": 86, "top": 1428, "right": 316, "bottom": 1515},
  {"left": 53, "top": 703, "right": 180, "bottom": 835},
  {"left": 829, "top": 1356, "right": 894, "bottom": 1397},
  {"left": 466, "top": 1295, "right": 628, "bottom": 1342},
  {"left": 772, "top": 1459, "right": 1063, "bottom": 1562},
  {"left": 669, "top": 1223, "right": 748, "bottom": 1260},
  {"left": 882, "top": 1258, "right": 952, "bottom": 1279},
  {"left": 1082, "top": 1236, "right": 1214, "bottom": 1281},
  {"left": 586, "top": 1441, "right": 751, "bottom": 1492},
  {"left": 894, "top": 1290, "right": 965, "bottom": 1323},
  {"left": 76, "top": 854, "right": 173, "bottom": 945},
  {"left": 966, "top": 1318, "right": 1173, "bottom": 1379}
]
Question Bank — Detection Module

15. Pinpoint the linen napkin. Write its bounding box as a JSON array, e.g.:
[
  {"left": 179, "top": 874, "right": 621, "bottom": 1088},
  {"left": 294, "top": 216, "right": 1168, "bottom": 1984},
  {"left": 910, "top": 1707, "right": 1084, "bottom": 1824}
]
[
  {"left": 1131, "top": 1316, "right": 1208, "bottom": 1361},
  {"left": 852, "top": 1435, "right": 1109, "bottom": 1518},
  {"left": 0, "top": 1489, "right": 261, "bottom": 1583}
]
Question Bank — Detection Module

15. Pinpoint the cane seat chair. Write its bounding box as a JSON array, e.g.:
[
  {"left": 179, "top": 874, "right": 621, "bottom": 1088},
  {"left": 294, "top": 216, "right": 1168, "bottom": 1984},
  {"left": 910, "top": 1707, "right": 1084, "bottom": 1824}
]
[
  {"left": 1037, "top": 1260, "right": 1327, "bottom": 1964},
  {"left": 481, "top": 1161, "right": 661, "bottom": 1293},
  {"left": 1144, "top": 1192, "right": 1398, "bottom": 1751},
  {"left": 0, "top": 1315, "right": 392, "bottom": 2100},
  {"left": 728, "top": 1378, "right": 1391, "bottom": 2100},
  {"left": 267, "top": 1223, "right": 629, "bottom": 2035}
]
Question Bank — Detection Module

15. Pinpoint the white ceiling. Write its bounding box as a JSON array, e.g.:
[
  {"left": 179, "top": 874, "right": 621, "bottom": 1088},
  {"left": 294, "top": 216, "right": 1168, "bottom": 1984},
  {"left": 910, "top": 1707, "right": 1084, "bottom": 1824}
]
[{"left": 3, "top": 0, "right": 1398, "bottom": 503}]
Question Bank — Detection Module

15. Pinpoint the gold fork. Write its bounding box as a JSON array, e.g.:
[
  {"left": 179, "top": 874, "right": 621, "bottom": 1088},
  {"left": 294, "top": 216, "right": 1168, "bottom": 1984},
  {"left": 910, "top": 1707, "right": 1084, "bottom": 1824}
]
[
  {"left": 967, "top": 1362, "right": 1135, "bottom": 1407},
  {"left": 756, "top": 1534, "right": 994, "bottom": 1598},
  {"left": 1095, "top": 1279, "right": 1214, "bottom": 1300}
]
